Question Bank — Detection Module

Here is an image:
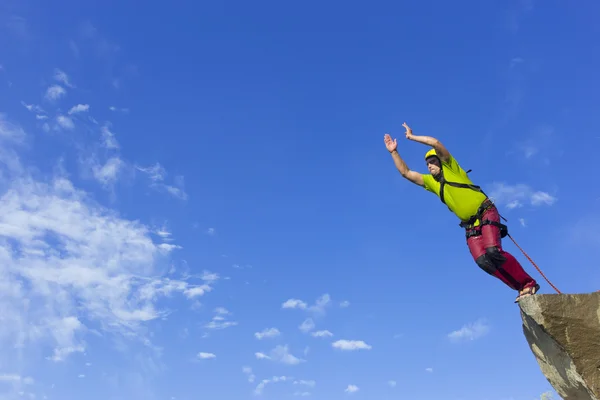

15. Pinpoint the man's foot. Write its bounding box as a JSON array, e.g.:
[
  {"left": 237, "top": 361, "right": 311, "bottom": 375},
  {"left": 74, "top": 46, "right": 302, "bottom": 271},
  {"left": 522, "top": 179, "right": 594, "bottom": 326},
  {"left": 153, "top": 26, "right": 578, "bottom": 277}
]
[{"left": 515, "top": 283, "right": 540, "bottom": 303}]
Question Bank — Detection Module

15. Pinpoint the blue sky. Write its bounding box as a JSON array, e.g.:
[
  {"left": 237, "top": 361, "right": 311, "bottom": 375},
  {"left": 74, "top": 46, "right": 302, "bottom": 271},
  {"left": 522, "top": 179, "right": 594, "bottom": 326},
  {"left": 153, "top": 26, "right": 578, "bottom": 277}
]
[{"left": 0, "top": 0, "right": 598, "bottom": 399}]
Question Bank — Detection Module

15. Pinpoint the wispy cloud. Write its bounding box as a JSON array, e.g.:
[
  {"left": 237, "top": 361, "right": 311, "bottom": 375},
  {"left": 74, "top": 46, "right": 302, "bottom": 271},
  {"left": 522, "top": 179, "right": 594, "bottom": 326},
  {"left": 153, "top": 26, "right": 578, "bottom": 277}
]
[
  {"left": 91, "top": 156, "right": 124, "bottom": 188},
  {"left": 0, "top": 375, "right": 34, "bottom": 385},
  {"left": 109, "top": 106, "right": 129, "bottom": 113},
  {"left": 511, "top": 125, "right": 562, "bottom": 165},
  {"left": 447, "top": 319, "right": 490, "bottom": 342},
  {"left": 281, "top": 294, "right": 331, "bottom": 315},
  {"left": 21, "top": 101, "right": 45, "bottom": 115},
  {"left": 294, "top": 380, "right": 316, "bottom": 387},
  {"left": 332, "top": 340, "right": 372, "bottom": 351},
  {"left": 254, "top": 376, "right": 291, "bottom": 395},
  {"left": 488, "top": 182, "right": 556, "bottom": 209},
  {"left": 204, "top": 307, "right": 237, "bottom": 330},
  {"left": 311, "top": 330, "right": 333, "bottom": 338},
  {"left": 0, "top": 113, "right": 26, "bottom": 143},
  {"left": 197, "top": 352, "right": 216, "bottom": 360},
  {"left": 45, "top": 84, "right": 66, "bottom": 101},
  {"left": 506, "top": 0, "right": 535, "bottom": 34},
  {"left": 299, "top": 318, "right": 315, "bottom": 333},
  {"left": 0, "top": 118, "right": 220, "bottom": 373},
  {"left": 345, "top": 384, "right": 359, "bottom": 393},
  {"left": 136, "top": 162, "right": 188, "bottom": 200},
  {"left": 255, "top": 345, "right": 304, "bottom": 365},
  {"left": 56, "top": 115, "right": 75, "bottom": 130},
  {"left": 242, "top": 366, "right": 256, "bottom": 383},
  {"left": 68, "top": 104, "right": 89, "bottom": 114},
  {"left": 54, "top": 68, "right": 75, "bottom": 88},
  {"left": 100, "top": 124, "right": 119, "bottom": 149},
  {"left": 255, "top": 328, "right": 281, "bottom": 340}
]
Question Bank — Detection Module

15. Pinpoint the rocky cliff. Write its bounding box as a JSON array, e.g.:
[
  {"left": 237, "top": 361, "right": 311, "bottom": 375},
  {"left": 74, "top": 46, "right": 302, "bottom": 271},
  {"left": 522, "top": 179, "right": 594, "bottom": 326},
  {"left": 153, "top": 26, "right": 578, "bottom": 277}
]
[{"left": 518, "top": 292, "right": 600, "bottom": 400}]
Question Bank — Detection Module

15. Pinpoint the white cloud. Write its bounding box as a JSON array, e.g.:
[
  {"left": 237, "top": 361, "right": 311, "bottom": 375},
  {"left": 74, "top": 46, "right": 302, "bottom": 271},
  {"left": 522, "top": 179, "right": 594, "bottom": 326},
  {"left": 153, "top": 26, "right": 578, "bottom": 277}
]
[
  {"left": 242, "top": 366, "right": 255, "bottom": 383},
  {"left": 109, "top": 106, "right": 129, "bottom": 113},
  {"left": 0, "top": 113, "right": 26, "bottom": 143},
  {"left": 425, "top": 367, "right": 433, "bottom": 373},
  {"left": 0, "top": 173, "right": 217, "bottom": 364},
  {"left": 21, "top": 101, "right": 45, "bottom": 114},
  {"left": 206, "top": 227, "right": 215, "bottom": 236},
  {"left": 311, "top": 330, "right": 333, "bottom": 338},
  {"left": 91, "top": 157, "right": 123, "bottom": 187},
  {"left": 282, "top": 294, "right": 331, "bottom": 315},
  {"left": 299, "top": 318, "right": 315, "bottom": 333},
  {"left": 155, "top": 226, "right": 172, "bottom": 240},
  {"left": 68, "top": 104, "right": 89, "bottom": 114},
  {"left": 197, "top": 352, "right": 216, "bottom": 359},
  {"left": 531, "top": 191, "right": 556, "bottom": 206},
  {"left": 294, "top": 380, "right": 316, "bottom": 387},
  {"left": 339, "top": 300, "right": 350, "bottom": 308},
  {"left": 100, "top": 124, "right": 119, "bottom": 149},
  {"left": 204, "top": 307, "right": 237, "bottom": 330},
  {"left": 135, "top": 163, "right": 188, "bottom": 201},
  {"left": 255, "top": 352, "right": 270, "bottom": 360},
  {"left": 54, "top": 68, "right": 74, "bottom": 88},
  {"left": 255, "top": 328, "right": 281, "bottom": 340},
  {"left": 447, "top": 319, "right": 490, "bottom": 342},
  {"left": 45, "top": 84, "right": 66, "bottom": 101},
  {"left": 0, "top": 375, "right": 34, "bottom": 384},
  {"left": 332, "top": 340, "right": 372, "bottom": 351},
  {"left": 519, "top": 218, "right": 526, "bottom": 227},
  {"left": 282, "top": 299, "right": 307, "bottom": 310},
  {"left": 136, "top": 163, "right": 166, "bottom": 182},
  {"left": 0, "top": 115, "right": 221, "bottom": 375},
  {"left": 488, "top": 183, "right": 556, "bottom": 208},
  {"left": 254, "top": 376, "right": 290, "bottom": 395},
  {"left": 345, "top": 384, "right": 359, "bottom": 393},
  {"left": 56, "top": 115, "right": 75, "bottom": 130},
  {"left": 256, "top": 345, "right": 304, "bottom": 365},
  {"left": 388, "top": 380, "right": 397, "bottom": 387}
]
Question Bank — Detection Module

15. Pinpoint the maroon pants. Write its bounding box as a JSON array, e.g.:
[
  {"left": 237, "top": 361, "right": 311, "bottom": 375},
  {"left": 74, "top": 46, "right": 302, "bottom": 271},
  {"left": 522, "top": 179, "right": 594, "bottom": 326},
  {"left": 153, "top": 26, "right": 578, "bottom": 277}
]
[{"left": 466, "top": 205, "right": 537, "bottom": 292}]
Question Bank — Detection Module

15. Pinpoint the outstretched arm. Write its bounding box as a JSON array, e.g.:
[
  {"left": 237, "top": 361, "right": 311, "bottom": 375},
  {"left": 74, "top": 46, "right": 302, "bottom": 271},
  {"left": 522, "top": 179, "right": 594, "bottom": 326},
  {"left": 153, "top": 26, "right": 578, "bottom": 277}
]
[
  {"left": 403, "top": 122, "right": 450, "bottom": 163},
  {"left": 390, "top": 149, "right": 424, "bottom": 186},
  {"left": 384, "top": 133, "right": 424, "bottom": 187}
]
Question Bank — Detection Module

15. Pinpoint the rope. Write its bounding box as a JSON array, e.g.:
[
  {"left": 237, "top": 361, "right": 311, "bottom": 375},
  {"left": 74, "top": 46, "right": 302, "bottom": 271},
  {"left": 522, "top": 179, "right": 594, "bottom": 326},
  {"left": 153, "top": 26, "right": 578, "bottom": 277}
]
[{"left": 507, "top": 233, "right": 561, "bottom": 294}]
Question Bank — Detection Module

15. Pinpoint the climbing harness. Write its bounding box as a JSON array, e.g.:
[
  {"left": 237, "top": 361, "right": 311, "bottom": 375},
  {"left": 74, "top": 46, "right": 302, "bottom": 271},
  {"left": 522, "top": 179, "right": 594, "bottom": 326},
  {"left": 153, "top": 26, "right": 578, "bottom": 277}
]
[{"left": 432, "top": 168, "right": 562, "bottom": 294}]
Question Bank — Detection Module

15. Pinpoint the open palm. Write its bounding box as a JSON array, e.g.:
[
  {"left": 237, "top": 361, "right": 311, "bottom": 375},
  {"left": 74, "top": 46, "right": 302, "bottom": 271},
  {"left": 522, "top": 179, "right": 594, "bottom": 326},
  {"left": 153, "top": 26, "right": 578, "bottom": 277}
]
[{"left": 384, "top": 134, "right": 397, "bottom": 152}]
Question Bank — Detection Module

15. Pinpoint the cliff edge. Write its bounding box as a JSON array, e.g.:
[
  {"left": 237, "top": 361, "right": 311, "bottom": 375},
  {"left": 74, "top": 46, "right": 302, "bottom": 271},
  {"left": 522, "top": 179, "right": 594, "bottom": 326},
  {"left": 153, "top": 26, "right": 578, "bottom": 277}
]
[{"left": 518, "top": 292, "right": 600, "bottom": 400}]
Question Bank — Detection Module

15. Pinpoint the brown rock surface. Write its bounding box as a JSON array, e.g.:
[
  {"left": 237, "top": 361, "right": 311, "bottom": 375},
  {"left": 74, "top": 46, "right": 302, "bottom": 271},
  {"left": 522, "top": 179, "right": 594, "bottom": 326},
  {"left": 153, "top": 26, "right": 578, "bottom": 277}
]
[{"left": 519, "top": 292, "right": 600, "bottom": 400}]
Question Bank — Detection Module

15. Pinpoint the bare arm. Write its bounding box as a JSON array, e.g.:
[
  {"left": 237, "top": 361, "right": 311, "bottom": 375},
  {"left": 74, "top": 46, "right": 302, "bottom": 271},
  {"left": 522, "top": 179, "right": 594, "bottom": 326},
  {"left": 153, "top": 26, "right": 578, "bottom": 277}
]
[
  {"left": 390, "top": 150, "right": 424, "bottom": 187},
  {"left": 403, "top": 123, "right": 450, "bottom": 163}
]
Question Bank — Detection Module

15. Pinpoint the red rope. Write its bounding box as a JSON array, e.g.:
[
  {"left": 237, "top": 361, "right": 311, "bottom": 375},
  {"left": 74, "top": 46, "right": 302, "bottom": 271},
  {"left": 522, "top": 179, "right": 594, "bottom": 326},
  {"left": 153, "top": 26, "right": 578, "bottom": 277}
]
[{"left": 507, "top": 233, "right": 561, "bottom": 294}]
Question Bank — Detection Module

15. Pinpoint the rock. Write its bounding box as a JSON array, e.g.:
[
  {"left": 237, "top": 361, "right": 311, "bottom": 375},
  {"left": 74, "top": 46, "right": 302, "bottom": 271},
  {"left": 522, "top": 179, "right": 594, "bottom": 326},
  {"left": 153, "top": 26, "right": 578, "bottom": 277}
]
[{"left": 518, "top": 292, "right": 600, "bottom": 400}]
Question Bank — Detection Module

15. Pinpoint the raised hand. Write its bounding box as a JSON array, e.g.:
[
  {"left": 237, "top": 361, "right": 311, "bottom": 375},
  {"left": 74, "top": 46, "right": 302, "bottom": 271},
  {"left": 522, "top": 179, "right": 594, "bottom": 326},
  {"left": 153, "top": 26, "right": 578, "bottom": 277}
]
[
  {"left": 384, "top": 133, "right": 397, "bottom": 153},
  {"left": 402, "top": 122, "right": 414, "bottom": 140}
]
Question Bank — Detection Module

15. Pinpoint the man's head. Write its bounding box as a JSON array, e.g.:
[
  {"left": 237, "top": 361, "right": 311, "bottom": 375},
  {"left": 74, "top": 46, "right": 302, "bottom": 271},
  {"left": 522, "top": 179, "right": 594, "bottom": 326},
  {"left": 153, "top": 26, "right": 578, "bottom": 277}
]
[{"left": 425, "top": 149, "right": 442, "bottom": 179}]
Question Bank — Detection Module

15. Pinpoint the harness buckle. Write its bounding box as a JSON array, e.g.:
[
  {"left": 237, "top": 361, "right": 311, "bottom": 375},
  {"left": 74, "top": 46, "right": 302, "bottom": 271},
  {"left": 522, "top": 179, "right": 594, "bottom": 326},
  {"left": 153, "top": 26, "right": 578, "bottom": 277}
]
[{"left": 459, "top": 199, "right": 508, "bottom": 238}]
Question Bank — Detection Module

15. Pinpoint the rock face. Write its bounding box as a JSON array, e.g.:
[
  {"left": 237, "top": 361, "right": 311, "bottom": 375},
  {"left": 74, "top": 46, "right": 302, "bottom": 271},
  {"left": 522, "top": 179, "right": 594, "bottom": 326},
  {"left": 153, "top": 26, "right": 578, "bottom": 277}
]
[{"left": 518, "top": 292, "right": 600, "bottom": 400}]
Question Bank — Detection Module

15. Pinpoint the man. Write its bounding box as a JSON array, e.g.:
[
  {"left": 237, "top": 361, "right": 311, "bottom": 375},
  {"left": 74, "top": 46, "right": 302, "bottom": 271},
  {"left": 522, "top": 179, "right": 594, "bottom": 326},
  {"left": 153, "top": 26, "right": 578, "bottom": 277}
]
[{"left": 384, "top": 122, "right": 540, "bottom": 302}]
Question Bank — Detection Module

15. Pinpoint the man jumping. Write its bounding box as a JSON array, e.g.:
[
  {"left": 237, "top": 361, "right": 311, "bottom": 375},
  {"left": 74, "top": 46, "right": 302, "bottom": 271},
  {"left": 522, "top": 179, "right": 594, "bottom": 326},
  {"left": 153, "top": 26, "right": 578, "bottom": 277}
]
[{"left": 384, "top": 122, "right": 540, "bottom": 302}]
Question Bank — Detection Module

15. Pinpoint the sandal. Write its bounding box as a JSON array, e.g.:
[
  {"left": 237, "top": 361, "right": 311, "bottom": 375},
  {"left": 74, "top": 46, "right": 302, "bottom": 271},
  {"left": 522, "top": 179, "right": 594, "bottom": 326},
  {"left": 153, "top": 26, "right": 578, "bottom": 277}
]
[{"left": 514, "top": 283, "right": 540, "bottom": 303}]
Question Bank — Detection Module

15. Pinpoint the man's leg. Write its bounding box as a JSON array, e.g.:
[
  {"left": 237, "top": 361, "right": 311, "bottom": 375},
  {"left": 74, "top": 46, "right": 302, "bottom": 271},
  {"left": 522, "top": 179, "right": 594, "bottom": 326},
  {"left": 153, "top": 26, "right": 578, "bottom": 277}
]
[
  {"left": 479, "top": 206, "right": 538, "bottom": 292},
  {"left": 467, "top": 228, "right": 524, "bottom": 290}
]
